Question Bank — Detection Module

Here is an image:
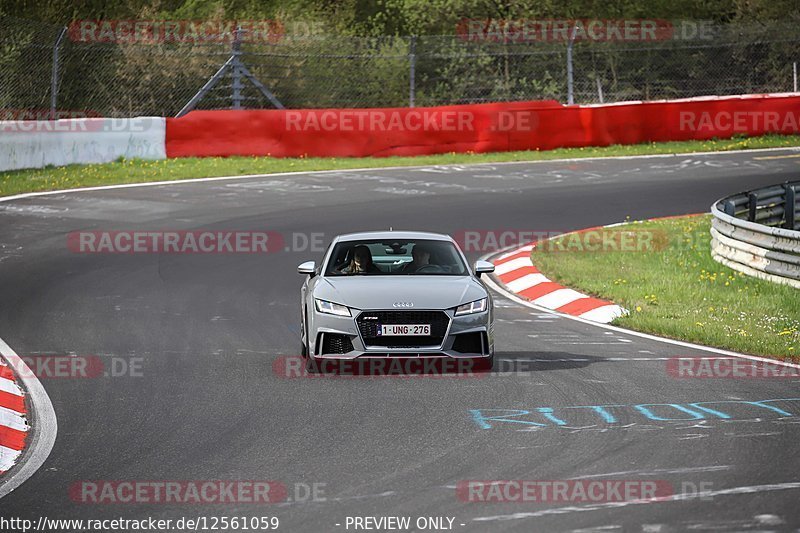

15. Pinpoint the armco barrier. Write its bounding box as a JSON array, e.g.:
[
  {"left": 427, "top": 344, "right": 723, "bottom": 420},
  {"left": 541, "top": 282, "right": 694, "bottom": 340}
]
[
  {"left": 0, "top": 117, "right": 166, "bottom": 172},
  {"left": 711, "top": 181, "right": 800, "bottom": 288},
  {"left": 165, "top": 93, "right": 800, "bottom": 159}
]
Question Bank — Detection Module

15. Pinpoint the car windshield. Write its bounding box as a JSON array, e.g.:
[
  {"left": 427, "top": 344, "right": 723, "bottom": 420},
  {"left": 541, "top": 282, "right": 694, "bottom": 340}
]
[{"left": 325, "top": 239, "right": 468, "bottom": 276}]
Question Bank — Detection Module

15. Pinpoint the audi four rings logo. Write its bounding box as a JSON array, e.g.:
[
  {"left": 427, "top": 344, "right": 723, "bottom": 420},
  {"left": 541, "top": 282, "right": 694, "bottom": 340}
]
[{"left": 392, "top": 302, "right": 414, "bottom": 308}]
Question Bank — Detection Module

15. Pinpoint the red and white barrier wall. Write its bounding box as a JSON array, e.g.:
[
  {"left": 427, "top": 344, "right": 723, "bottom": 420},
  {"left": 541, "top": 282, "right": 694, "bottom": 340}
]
[
  {"left": 165, "top": 93, "right": 800, "bottom": 159},
  {"left": 0, "top": 117, "right": 166, "bottom": 172},
  {"left": 1, "top": 94, "right": 800, "bottom": 171}
]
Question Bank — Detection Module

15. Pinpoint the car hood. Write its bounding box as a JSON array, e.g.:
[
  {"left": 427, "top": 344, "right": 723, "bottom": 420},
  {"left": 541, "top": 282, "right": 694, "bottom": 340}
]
[{"left": 313, "top": 276, "right": 487, "bottom": 311}]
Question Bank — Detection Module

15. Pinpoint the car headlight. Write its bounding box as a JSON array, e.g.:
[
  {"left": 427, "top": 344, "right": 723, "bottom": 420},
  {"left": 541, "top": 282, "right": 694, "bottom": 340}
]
[
  {"left": 315, "top": 299, "right": 351, "bottom": 317},
  {"left": 455, "top": 298, "right": 487, "bottom": 316}
]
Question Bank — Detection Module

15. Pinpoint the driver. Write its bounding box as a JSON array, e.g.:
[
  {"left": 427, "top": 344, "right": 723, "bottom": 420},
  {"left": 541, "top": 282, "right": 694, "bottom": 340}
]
[
  {"left": 401, "top": 243, "right": 432, "bottom": 273},
  {"left": 339, "top": 245, "right": 381, "bottom": 274}
]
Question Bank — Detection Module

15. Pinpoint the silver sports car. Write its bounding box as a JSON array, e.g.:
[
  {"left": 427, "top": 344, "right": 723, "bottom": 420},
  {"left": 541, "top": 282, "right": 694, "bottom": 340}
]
[{"left": 297, "top": 231, "right": 495, "bottom": 372}]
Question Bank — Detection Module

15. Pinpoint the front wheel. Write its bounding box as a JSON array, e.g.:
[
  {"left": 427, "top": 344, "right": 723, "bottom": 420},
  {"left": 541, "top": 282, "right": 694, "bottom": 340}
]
[{"left": 300, "top": 311, "right": 308, "bottom": 358}]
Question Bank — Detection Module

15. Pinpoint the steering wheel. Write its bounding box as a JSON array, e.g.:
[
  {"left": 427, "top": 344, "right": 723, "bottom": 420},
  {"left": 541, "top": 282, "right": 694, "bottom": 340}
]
[{"left": 414, "top": 264, "right": 444, "bottom": 273}]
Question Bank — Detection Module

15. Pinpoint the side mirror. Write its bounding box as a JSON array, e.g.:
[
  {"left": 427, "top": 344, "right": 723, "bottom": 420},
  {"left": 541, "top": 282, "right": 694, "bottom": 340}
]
[
  {"left": 474, "top": 260, "right": 495, "bottom": 278},
  {"left": 298, "top": 261, "right": 316, "bottom": 276}
]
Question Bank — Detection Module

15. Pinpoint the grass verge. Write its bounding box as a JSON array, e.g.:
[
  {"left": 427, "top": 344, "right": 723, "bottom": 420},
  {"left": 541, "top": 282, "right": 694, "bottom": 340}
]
[
  {"left": 530, "top": 215, "right": 799, "bottom": 360},
  {"left": 2, "top": 134, "right": 800, "bottom": 197}
]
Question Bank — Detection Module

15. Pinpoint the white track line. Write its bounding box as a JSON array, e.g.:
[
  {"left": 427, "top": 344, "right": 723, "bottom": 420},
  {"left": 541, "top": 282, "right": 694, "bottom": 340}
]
[
  {"left": 0, "top": 337, "right": 58, "bottom": 499},
  {"left": 481, "top": 248, "right": 800, "bottom": 371},
  {"left": 1, "top": 146, "right": 798, "bottom": 204}
]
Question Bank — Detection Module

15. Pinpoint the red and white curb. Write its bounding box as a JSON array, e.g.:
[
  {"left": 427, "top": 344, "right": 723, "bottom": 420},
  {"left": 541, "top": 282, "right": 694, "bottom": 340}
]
[
  {"left": 491, "top": 242, "right": 627, "bottom": 323},
  {"left": 0, "top": 336, "right": 56, "bottom": 499},
  {"left": 0, "top": 359, "right": 28, "bottom": 474}
]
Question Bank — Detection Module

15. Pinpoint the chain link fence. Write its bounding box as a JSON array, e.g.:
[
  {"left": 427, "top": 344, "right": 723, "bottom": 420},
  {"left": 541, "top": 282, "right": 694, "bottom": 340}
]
[{"left": 2, "top": 16, "right": 799, "bottom": 118}]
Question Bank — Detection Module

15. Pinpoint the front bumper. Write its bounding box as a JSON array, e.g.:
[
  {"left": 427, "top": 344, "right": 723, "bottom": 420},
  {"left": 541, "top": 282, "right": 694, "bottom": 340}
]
[{"left": 308, "top": 307, "right": 493, "bottom": 359}]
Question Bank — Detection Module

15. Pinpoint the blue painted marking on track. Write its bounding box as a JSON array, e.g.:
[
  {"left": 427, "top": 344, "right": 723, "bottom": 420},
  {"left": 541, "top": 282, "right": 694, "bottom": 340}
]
[
  {"left": 469, "top": 398, "right": 800, "bottom": 430},
  {"left": 469, "top": 409, "right": 546, "bottom": 429},
  {"left": 633, "top": 404, "right": 707, "bottom": 421},
  {"left": 536, "top": 407, "right": 567, "bottom": 426}
]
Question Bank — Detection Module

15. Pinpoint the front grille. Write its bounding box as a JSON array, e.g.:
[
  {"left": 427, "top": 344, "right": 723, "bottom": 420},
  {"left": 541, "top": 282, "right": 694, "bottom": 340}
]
[
  {"left": 452, "top": 331, "right": 486, "bottom": 354},
  {"left": 357, "top": 310, "right": 450, "bottom": 347},
  {"left": 320, "top": 333, "right": 354, "bottom": 355}
]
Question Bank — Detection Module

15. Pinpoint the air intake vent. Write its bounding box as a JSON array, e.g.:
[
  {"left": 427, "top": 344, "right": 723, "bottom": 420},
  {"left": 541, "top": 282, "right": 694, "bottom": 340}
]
[
  {"left": 320, "top": 333, "right": 354, "bottom": 355},
  {"left": 452, "top": 332, "right": 486, "bottom": 354}
]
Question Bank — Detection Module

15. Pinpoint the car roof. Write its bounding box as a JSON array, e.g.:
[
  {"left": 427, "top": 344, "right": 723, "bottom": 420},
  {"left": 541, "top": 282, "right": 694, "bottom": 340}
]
[{"left": 334, "top": 231, "right": 454, "bottom": 243}]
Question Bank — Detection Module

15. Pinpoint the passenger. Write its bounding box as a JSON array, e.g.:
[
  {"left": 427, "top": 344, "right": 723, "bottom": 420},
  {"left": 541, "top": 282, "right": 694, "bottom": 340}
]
[
  {"left": 401, "top": 243, "right": 432, "bottom": 273},
  {"left": 339, "top": 245, "right": 381, "bottom": 274}
]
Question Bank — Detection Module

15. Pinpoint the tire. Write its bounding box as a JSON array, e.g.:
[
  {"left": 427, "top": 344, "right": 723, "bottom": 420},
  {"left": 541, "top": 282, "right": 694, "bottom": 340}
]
[
  {"left": 300, "top": 311, "right": 308, "bottom": 358},
  {"left": 301, "top": 338, "right": 308, "bottom": 358}
]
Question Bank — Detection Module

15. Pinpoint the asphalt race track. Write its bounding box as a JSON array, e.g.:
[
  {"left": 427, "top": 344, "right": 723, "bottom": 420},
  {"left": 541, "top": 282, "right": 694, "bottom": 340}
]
[{"left": 1, "top": 150, "right": 799, "bottom": 532}]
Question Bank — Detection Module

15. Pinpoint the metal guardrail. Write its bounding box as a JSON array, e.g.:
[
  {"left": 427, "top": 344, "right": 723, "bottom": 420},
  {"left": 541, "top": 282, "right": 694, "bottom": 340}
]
[{"left": 710, "top": 180, "right": 800, "bottom": 288}]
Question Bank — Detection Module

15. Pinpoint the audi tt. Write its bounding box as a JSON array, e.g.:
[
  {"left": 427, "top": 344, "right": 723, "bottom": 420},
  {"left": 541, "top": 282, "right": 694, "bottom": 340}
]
[{"left": 297, "top": 231, "right": 495, "bottom": 371}]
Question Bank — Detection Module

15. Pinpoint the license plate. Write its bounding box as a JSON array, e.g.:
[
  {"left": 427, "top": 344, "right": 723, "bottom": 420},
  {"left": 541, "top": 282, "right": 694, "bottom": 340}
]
[{"left": 378, "top": 324, "right": 430, "bottom": 336}]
